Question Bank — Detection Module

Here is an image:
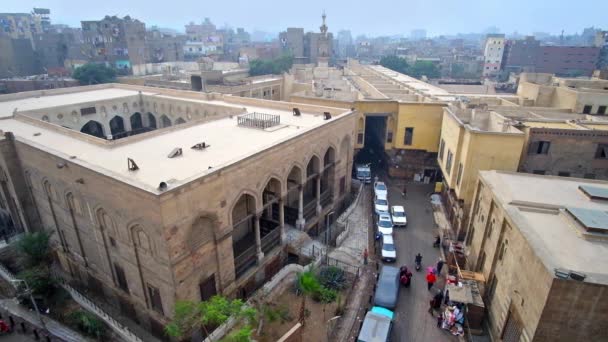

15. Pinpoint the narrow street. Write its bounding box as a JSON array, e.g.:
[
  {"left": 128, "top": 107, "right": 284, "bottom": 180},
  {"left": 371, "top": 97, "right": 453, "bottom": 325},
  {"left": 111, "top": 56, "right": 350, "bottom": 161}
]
[{"left": 381, "top": 179, "right": 456, "bottom": 342}]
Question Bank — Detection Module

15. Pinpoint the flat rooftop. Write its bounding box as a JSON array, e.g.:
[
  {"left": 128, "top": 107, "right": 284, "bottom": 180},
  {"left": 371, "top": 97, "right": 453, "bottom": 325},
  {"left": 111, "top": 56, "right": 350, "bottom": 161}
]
[
  {"left": 0, "top": 85, "right": 352, "bottom": 194},
  {"left": 448, "top": 104, "right": 608, "bottom": 133},
  {"left": 480, "top": 171, "right": 608, "bottom": 285},
  {"left": 0, "top": 88, "right": 146, "bottom": 117},
  {"left": 367, "top": 65, "right": 451, "bottom": 98}
]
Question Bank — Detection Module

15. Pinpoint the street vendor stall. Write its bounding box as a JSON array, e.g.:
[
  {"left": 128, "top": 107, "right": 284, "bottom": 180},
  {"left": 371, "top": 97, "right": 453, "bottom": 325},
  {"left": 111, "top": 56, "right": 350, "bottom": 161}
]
[{"left": 440, "top": 283, "right": 474, "bottom": 336}]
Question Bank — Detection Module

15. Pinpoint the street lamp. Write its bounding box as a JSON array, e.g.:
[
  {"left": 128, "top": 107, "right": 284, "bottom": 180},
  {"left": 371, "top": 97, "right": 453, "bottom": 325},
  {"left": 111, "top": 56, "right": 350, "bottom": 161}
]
[
  {"left": 325, "top": 211, "right": 335, "bottom": 245},
  {"left": 11, "top": 278, "right": 46, "bottom": 330}
]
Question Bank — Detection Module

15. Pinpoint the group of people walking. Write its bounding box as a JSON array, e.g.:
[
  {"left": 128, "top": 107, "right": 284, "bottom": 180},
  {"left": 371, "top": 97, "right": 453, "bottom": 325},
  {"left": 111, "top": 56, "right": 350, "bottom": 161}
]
[{"left": 425, "top": 258, "right": 444, "bottom": 290}]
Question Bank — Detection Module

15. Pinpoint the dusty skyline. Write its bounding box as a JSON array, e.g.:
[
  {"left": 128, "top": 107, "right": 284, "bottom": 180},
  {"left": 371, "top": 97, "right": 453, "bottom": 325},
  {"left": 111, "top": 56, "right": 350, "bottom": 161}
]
[{"left": 4, "top": 0, "right": 606, "bottom": 37}]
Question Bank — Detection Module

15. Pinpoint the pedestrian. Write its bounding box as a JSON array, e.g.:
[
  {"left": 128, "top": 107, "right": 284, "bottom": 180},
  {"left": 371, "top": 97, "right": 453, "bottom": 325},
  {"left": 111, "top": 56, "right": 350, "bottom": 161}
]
[
  {"left": 426, "top": 272, "right": 437, "bottom": 291},
  {"left": 402, "top": 184, "right": 407, "bottom": 198},
  {"left": 436, "top": 258, "right": 445, "bottom": 275},
  {"left": 433, "top": 291, "right": 444, "bottom": 310},
  {"left": 428, "top": 298, "right": 436, "bottom": 314},
  {"left": 436, "top": 314, "right": 444, "bottom": 328},
  {"left": 363, "top": 248, "right": 368, "bottom": 265}
]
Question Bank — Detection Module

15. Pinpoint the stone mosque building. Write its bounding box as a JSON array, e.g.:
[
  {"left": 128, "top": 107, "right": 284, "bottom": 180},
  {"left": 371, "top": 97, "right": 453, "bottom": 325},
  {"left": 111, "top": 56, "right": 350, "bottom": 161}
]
[{"left": 0, "top": 84, "right": 355, "bottom": 338}]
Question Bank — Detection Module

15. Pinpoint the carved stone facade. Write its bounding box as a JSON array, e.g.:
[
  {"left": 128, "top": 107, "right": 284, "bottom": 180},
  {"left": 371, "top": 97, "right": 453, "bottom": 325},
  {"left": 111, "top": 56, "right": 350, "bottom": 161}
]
[{"left": 0, "top": 84, "right": 356, "bottom": 340}]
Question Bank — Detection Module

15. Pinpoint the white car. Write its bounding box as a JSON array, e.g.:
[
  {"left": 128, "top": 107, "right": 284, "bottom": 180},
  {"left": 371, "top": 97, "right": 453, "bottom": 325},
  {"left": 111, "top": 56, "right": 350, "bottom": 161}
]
[
  {"left": 391, "top": 206, "right": 407, "bottom": 227},
  {"left": 374, "top": 181, "right": 388, "bottom": 197},
  {"left": 374, "top": 194, "right": 389, "bottom": 215},
  {"left": 377, "top": 214, "right": 394, "bottom": 236},
  {"left": 381, "top": 234, "right": 397, "bottom": 262}
]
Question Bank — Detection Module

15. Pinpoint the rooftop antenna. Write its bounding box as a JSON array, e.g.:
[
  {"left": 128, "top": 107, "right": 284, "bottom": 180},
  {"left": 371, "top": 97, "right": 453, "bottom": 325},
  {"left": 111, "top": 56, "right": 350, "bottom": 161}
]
[{"left": 560, "top": 30, "right": 564, "bottom": 45}]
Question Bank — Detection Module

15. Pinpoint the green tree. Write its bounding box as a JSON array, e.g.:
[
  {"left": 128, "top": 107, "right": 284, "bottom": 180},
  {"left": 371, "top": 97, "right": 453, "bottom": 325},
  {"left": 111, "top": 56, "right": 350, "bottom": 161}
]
[
  {"left": 165, "top": 295, "right": 255, "bottom": 340},
  {"left": 249, "top": 55, "right": 293, "bottom": 76},
  {"left": 296, "top": 269, "right": 321, "bottom": 326},
  {"left": 72, "top": 63, "right": 116, "bottom": 85},
  {"left": 17, "top": 232, "right": 51, "bottom": 268},
  {"left": 67, "top": 310, "right": 105, "bottom": 338},
  {"left": 379, "top": 55, "right": 409, "bottom": 74},
  {"left": 409, "top": 61, "right": 440, "bottom": 79}
]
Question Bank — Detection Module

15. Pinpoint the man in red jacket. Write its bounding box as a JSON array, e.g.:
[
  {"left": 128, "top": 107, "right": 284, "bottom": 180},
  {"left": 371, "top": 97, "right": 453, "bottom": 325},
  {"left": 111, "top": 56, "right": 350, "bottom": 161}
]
[{"left": 426, "top": 272, "right": 437, "bottom": 290}]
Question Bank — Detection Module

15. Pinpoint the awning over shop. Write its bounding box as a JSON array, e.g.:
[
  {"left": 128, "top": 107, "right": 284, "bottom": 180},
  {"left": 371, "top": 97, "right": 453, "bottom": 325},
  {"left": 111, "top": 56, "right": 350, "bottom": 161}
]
[{"left": 446, "top": 283, "right": 474, "bottom": 304}]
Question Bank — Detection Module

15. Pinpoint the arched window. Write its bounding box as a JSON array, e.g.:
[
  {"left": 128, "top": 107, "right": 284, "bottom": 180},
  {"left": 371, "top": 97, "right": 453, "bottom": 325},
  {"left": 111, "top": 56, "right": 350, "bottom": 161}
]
[
  {"left": 132, "top": 225, "right": 153, "bottom": 255},
  {"left": 66, "top": 192, "right": 83, "bottom": 215}
]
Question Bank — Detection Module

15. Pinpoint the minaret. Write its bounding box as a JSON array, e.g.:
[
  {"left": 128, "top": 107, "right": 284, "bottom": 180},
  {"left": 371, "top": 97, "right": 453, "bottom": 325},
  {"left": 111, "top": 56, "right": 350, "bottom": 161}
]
[
  {"left": 317, "top": 11, "right": 330, "bottom": 67},
  {"left": 320, "top": 11, "right": 328, "bottom": 37}
]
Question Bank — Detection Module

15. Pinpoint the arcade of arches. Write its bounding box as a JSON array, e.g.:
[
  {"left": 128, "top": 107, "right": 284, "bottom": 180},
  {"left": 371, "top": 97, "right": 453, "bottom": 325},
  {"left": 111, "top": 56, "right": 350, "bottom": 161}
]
[
  {"left": 230, "top": 144, "right": 341, "bottom": 278},
  {"left": 80, "top": 111, "right": 188, "bottom": 140}
]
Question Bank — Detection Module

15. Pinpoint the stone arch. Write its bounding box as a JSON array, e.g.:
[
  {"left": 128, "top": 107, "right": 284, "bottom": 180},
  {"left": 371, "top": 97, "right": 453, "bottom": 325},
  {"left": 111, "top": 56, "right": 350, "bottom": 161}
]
[
  {"left": 188, "top": 214, "right": 217, "bottom": 251},
  {"left": 340, "top": 135, "right": 351, "bottom": 164},
  {"left": 130, "top": 112, "right": 143, "bottom": 130},
  {"left": 285, "top": 164, "right": 303, "bottom": 210},
  {"left": 229, "top": 190, "right": 260, "bottom": 223},
  {"left": 130, "top": 224, "right": 154, "bottom": 256},
  {"left": 306, "top": 154, "right": 321, "bottom": 178},
  {"left": 80, "top": 120, "right": 105, "bottom": 138},
  {"left": 261, "top": 173, "right": 285, "bottom": 195},
  {"left": 286, "top": 163, "right": 304, "bottom": 188},
  {"left": 322, "top": 146, "right": 337, "bottom": 193},
  {"left": 261, "top": 176, "right": 282, "bottom": 226},
  {"left": 230, "top": 192, "right": 257, "bottom": 266},
  {"left": 175, "top": 117, "right": 186, "bottom": 125},
  {"left": 160, "top": 114, "right": 172, "bottom": 128},
  {"left": 42, "top": 179, "right": 54, "bottom": 200},
  {"left": 65, "top": 191, "right": 83, "bottom": 215},
  {"left": 96, "top": 207, "right": 117, "bottom": 236},
  {"left": 109, "top": 115, "right": 125, "bottom": 136},
  {"left": 24, "top": 169, "right": 34, "bottom": 189},
  {"left": 147, "top": 112, "right": 157, "bottom": 129},
  {"left": 323, "top": 145, "right": 337, "bottom": 168},
  {"left": 305, "top": 155, "right": 321, "bottom": 202}
]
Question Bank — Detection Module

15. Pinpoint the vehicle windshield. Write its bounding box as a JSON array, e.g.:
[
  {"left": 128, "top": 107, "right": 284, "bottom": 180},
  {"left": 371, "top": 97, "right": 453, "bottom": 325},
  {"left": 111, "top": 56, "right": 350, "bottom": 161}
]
[
  {"left": 376, "top": 199, "right": 388, "bottom": 206},
  {"left": 383, "top": 243, "right": 395, "bottom": 251},
  {"left": 376, "top": 184, "right": 387, "bottom": 190},
  {"left": 392, "top": 211, "right": 405, "bottom": 217},
  {"left": 378, "top": 220, "right": 392, "bottom": 228},
  {"left": 358, "top": 170, "right": 371, "bottom": 177}
]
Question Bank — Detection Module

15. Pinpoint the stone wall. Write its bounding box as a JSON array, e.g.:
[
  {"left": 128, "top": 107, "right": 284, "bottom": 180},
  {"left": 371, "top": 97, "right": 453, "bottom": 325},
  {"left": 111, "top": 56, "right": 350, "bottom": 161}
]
[
  {"left": 534, "top": 279, "right": 608, "bottom": 341},
  {"left": 520, "top": 128, "right": 608, "bottom": 180}
]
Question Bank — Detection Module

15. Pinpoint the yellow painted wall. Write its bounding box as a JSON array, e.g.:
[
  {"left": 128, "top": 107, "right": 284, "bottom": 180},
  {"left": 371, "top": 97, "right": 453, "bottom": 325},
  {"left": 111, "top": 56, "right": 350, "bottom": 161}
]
[
  {"left": 582, "top": 123, "right": 608, "bottom": 131},
  {"left": 394, "top": 103, "right": 445, "bottom": 151},
  {"left": 353, "top": 100, "right": 399, "bottom": 149},
  {"left": 438, "top": 110, "right": 465, "bottom": 188},
  {"left": 456, "top": 131, "right": 525, "bottom": 205}
]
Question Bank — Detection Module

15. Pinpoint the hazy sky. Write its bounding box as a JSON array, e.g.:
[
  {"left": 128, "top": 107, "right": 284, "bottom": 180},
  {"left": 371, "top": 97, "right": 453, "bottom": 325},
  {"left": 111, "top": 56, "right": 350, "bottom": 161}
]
[{"left": 5, "top": 0, "right": 607, "bottom": 36}]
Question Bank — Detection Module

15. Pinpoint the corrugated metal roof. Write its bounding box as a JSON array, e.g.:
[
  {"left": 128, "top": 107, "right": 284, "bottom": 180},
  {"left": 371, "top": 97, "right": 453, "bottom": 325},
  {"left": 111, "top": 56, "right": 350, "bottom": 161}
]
[
  {"left": 566, "top": 207, "right": 608, "bottom": 231},
  {"left": 579, "top": 185, "right": 608, "bottom": 200}
]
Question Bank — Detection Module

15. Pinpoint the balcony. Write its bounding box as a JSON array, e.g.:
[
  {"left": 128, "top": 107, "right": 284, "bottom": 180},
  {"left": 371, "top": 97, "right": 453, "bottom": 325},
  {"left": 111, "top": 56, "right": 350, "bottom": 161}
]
[
  {"left": 320, "top": 191, "right": 333, "bottom": 208},
  {"left": 260, "top": 218, "right": 281, "bottom": 254}
]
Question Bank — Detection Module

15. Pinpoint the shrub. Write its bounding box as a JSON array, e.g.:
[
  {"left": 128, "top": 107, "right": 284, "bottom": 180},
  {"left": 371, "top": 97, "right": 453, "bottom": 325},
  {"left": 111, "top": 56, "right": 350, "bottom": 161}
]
[
  {"left": 67, "top": 310, "right": 105, "bottom": 338},
  {"left": 18, "top": 266, "right": 55, "bottom": 296},
  {"left": 17, "top": 232, "right": 51, "bottom": 268},
  {"left": 313, "top": 287, "right": 338, "bottom": 303},
  {"left": 318, "top": 266, "right": 346, "bottom": 291},
  {"left": 220, "top": 326, "right": 253, "bottom": 342}
]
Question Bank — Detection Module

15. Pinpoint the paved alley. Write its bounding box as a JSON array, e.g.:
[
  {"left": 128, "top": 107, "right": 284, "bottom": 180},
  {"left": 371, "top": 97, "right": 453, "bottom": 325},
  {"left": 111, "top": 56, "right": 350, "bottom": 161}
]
[{"left": 383, "top": 180, "right": 457, "bottom": 342}]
